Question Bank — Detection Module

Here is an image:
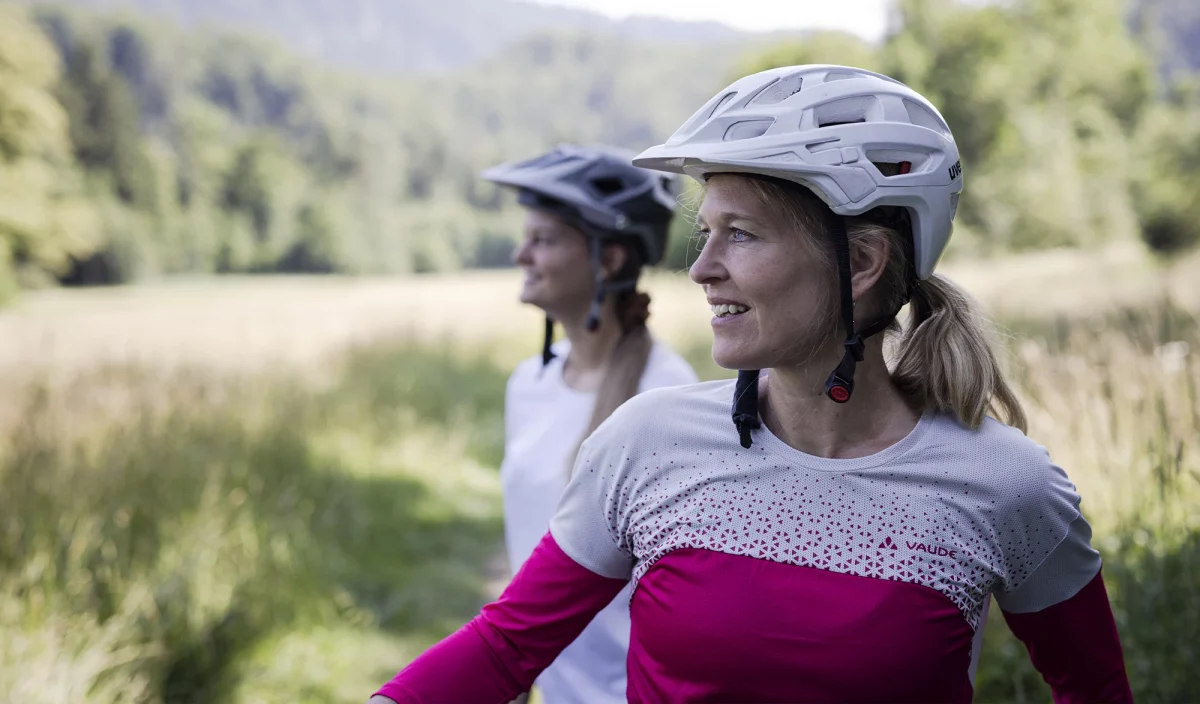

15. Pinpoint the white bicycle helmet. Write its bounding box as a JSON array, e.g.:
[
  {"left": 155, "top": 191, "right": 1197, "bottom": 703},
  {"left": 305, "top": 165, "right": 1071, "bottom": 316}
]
[
  {"left": 633, "top": 64, "right": 962, "bottom": 279},
  {"left": 632, "top": 65, "right": 964, "bottom": 447}
]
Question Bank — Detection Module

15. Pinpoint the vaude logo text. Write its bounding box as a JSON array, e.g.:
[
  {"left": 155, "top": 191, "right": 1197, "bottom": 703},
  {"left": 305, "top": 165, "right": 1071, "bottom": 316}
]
[{"left": 878, "top": 536, "right": 957, "bottom": 559}]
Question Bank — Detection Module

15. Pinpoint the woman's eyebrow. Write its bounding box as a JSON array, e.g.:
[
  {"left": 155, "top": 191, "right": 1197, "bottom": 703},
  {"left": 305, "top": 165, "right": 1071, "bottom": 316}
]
[{"left": 701, "top": 210, "right": 766, "bottom": 231}]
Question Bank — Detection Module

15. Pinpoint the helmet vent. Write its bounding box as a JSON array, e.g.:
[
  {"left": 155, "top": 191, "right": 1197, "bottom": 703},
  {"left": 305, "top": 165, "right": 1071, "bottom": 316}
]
[
  {"left": 815, "top": 96, "right": 880, "bottom": 127},
  {"left": 903, "top": 99, "right": 951, "bottom": 137},
  {"left": 824, "top": 71, "right": 863, "bottom": 82},
  {"left": 708, "top": 91, "right": 738, "bottom": 119},
  {"left": 872, "top": 161, "right": 913, "bottom": 177},
  {"left": 590, "top": 177, "right": 625, "bottom": 196},
  {"left": 750, "top": 73, "right": 804, "bottom": 105},
  {"left": 669, "top": 91, "right": 738, "bottom": 143},
  {"left": 867, "top": 149, "right": 926, "bottom": 175},
  {"left": 724, "top": 119, "right": 773, "bottom": 142}
]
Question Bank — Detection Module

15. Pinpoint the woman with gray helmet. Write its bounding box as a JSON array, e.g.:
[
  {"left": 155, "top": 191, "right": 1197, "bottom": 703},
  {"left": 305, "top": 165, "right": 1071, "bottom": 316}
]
[
  {"left": 482, "top": 144, "right": 696, "bottom": 704},
  {"left": 371, "top": 67, "right": 1130, "bottom": 703}
]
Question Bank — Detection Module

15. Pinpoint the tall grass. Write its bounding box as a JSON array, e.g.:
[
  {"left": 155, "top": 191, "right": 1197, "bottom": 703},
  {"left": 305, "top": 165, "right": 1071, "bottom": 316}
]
[
  {"left": 1, "top": 292, "right": 1197, "bottom": 701},
  {"left": 971, "top": 302, "right": 1200, "bottom": 703},
  {"left": 0, "top": 341, "right": 510, "bottom": 702}
]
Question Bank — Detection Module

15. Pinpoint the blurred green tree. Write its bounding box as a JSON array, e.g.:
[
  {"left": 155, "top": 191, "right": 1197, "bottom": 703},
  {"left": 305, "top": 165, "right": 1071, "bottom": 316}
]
[{"left": 0, "top": 5, "right": 102, "bottom": 299}]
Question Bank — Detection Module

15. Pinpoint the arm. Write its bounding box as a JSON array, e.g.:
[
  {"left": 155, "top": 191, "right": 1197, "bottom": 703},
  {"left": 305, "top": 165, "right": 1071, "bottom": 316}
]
[
  {"left": 1001, "top": 569, "right": 1131, "bottom": 703},
  {"left": 995, "top": 516, "right": 1132, "bottom": 703},
  {"left": 372, "top": 532, "right": 628, "bottom": 704}
]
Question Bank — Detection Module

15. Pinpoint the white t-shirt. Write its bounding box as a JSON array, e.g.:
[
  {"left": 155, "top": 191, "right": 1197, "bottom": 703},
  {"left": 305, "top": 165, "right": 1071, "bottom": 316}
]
[{"left": 499, "top": 339, "right": 698, "bottom": 704}]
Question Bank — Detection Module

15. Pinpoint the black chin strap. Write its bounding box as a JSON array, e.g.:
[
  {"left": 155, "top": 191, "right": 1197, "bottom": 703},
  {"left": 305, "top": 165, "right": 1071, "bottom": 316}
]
[
  {"left": 732, "top": 369, "right": 761, "bottom": 449},
  {"left": 541, "top": 315, "right": 557, "bottom": 369}
]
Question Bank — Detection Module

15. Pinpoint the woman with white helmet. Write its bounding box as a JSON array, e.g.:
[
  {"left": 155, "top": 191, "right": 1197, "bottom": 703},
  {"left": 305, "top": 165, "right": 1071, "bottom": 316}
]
[
  {"left": 480, "top": 144, "right": 697, "bottom": 704},
  {"left": 371, "top": 66, "right": 1131, "bottom": 703}
]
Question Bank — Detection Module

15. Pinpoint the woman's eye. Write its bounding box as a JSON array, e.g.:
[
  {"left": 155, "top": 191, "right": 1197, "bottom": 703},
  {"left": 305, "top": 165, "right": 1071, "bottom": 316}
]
[
  {"left": 730, "top": 228, "right": 755, "bottom": 242},
  {"left": 692, "top": 228, "right": 711, "bottom": 249}
]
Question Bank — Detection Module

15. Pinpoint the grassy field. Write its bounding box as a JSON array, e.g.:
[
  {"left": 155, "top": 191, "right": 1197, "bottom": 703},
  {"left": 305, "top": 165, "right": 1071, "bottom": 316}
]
[{"left": 1, "top": 244, "right": 1197, "bottom": 702}]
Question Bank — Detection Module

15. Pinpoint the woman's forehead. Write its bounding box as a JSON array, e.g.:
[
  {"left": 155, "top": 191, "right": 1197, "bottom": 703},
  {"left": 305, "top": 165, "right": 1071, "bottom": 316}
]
[
  {"left": 698, "top": 176, "right": 771, "bottom": 226},
  {"left": 523, "top": 208, "right": 575, "bottom": 234}
]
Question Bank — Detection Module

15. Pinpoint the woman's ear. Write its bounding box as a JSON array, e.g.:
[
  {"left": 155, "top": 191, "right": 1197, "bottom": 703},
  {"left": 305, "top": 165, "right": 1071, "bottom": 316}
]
[
  {"left": 849, "top": 232, "right": 890, "bottom": 303},
  {"left": 600, "top": 243, "right": 629, "bottom": 280}
]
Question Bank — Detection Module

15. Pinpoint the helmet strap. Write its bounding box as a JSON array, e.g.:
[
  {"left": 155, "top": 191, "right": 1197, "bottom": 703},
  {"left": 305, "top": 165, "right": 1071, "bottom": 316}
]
[
  {"left": 824, "top": 219, "right": 908, "bottom": 403},
  {"left": 824, "top": 217, "right": 862, "bottom": 402},
  {"left": 541, "top": 315, "right": 557, "bottom": 372},
  {"left": 585, "top": 236, "right": 638, "bottom": 333},
  {"left": 585, "top": 236, "right": 606, "bottom": 332},
  {"left": 732, "top": 369, "right": 762, "bottom": 449}
]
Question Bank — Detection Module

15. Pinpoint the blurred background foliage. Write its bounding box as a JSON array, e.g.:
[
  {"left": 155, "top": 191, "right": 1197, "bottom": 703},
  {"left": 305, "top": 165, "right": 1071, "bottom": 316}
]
[{"left": 0, "top": 0, "right": 1197, "bottom": 301}]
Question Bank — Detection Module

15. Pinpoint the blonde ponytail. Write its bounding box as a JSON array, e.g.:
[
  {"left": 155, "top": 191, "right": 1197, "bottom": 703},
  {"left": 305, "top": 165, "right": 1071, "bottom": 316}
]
[{"left": 890, "top": 274, "right": 1027, "bottom": 432}]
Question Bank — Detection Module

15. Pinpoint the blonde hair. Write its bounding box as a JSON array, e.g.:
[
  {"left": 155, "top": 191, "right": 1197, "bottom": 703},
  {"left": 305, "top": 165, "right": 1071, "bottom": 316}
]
[{"left": 738, "top": 174, "right": 1026, "bottom": 432}]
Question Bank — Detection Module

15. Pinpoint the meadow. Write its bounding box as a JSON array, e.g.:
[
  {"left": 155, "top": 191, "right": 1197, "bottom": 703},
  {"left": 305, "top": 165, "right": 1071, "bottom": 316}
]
[{"left": 1, "top": 244, "right": 1197, "bottom": 703}]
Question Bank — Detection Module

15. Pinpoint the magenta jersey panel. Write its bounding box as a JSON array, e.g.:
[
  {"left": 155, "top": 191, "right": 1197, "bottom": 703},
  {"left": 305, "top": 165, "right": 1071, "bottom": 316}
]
[{"left": 628, "top": 548, "right": 975, "bottom": 703}]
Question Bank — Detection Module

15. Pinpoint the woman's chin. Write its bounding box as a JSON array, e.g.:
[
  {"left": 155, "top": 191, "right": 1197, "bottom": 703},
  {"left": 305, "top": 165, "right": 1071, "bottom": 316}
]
[{"left": 711, "top": 343, "right": 760, "bottom": 371}]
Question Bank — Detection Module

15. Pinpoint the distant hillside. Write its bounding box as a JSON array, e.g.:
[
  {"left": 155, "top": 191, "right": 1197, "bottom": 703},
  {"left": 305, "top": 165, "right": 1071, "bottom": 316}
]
[{"left": 15, "top": 0, "right": 749, "bottom": 73}]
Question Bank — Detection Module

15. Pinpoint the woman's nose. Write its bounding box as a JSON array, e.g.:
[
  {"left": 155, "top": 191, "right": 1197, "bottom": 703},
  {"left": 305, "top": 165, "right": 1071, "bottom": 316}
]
[
  {"left": 688, "top": 239, "right": 725, "bottom": 285},
  {"left": 513, "top": 239, "right": 533, "bottom": 266}
]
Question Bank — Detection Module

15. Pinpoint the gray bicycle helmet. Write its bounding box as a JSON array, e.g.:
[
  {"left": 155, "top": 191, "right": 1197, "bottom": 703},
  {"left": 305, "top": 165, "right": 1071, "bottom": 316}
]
[
  {"left": 482, "top": 143, "right": 677, "bottom": 265},
  {"left": 482, "top": 144, "right": 678, "bottom": 364}
]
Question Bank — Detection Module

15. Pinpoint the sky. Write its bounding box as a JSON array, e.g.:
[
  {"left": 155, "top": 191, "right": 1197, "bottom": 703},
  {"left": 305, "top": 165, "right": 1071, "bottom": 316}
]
[{"left": 529, "top": 0, "right": 894, "bottom": 41}]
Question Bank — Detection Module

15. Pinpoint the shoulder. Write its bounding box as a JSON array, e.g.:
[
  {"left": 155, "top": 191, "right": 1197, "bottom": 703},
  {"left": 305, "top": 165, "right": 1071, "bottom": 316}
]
[
  {"left": 580, "top": 379, "right": 730, "bottom": 450},
  {"left": 596, "top": 379, "right": 734, "bottom": 440},
  {"left": 639, "top": 341, "right": 700, "bottom": 390},
  {"left": 929, "top": 414, "right": 1075, "bottom": 508},
  {"left": 930, "top": 415, "right": 1089, "bottom": 583},
  {"left": 576, "top": 379, "right": 736, "bottom": 474},
  {"left": 507, "top": 340, "right": 570, "bottom": 391},
  {"left": 508, "top": 354, "right": 546, "bottom": 389}
]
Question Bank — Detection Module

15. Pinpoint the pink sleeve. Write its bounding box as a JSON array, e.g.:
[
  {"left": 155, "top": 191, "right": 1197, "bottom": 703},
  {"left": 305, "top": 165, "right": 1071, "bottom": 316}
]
[
  {"left": 1001, "top": 570, "right": 1133, "bottom": 704},
  {"left": 374, "top": 532, "right": 629, "bottom": 704}
]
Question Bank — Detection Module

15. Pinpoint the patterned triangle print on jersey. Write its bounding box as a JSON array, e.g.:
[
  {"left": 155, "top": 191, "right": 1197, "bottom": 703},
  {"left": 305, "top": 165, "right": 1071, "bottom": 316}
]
[{"left": 879, "top": 536, "right": 898, "bottom": 550}]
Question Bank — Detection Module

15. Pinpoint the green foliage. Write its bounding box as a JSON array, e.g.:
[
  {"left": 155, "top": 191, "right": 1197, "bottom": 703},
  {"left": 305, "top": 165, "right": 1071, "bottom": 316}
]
[
  {"left": 57, "top": 40, "right": 158, "bottom": 210},
  {"left": 0, "top": 4, "right": 102, "bottom": 298},
  {"left": 1130, "top": 82, "right": 1200, "bottom": 257}
]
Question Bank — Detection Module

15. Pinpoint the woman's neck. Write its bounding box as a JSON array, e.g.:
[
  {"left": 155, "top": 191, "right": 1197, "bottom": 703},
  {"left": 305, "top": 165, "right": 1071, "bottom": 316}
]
[
  {"left": 760, "top": 339, "right": 920, "bottom": 459},
  {"left": 558, "top": 304, "right": 623, "bottom": 392}
]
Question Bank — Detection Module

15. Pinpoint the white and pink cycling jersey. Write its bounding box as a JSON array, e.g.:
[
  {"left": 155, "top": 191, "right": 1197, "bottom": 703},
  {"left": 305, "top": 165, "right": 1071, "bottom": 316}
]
[{"left": 377, "top": 379, "right": 1131, "bottom": 703}]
